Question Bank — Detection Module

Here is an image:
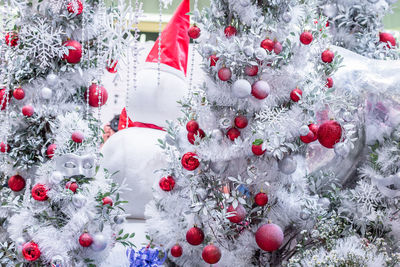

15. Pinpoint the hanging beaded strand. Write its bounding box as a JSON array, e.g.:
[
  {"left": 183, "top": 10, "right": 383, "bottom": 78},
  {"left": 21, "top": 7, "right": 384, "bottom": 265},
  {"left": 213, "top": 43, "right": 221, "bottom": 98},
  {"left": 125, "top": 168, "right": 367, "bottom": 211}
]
[
  {"left": 124, "top": 0, "right": 132, "bottom": 130},
  {"left": 188, "top": 0, "right": 199, "bottom": 94},
  {"left": 157, "top": 0, "right": 163, "bottom": 88},
  {"left": 81, "top": 0, "right": 90, "bottom": 120}
]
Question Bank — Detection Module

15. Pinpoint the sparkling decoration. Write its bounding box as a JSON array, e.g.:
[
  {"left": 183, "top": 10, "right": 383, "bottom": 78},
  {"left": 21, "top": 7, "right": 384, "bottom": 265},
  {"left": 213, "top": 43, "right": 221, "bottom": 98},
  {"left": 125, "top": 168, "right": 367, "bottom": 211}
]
[
  {"left": 0, "top": 142, "right": 10, "bottom": 153},
  {"left": 13, "top": 87, "right": 25, "bottom": 100},
  {"left": 252, "top": 139, "right": 266, "bottom": 156},
  {"left": 171, "top": 244, "right": 183, "bottom": 257},
  {"left": 255, "top": 223, "right": 284, "bottom": 252},
  {"left": 22, "top": 105, "right": 35, "bottom": 117},
  {"left": 300, "top": 31, "right": 313, "bottom": 45},
  {"left": 232, "top": 79, "right": 251, "bottom": 98},
  {"left": 219, "top": 117, "right": 233, "bottom": 129},
  {"left": 281, "top": 12, "right": 292, "bottom": 23},
  {"left": 379, "top": 32, "right": 396, "bottom": 48},
  {"left": 227, "top": 204, "right": 247, "bottom": 223},
  {"left": 46, "top": 144, "right": 57, "bottom": 159},
  {"left": 5, "top": 31, "right": 18, "bottom": 47},
  {"left": 188, "top": 25, "right": 201, "bottom": 39},
  {"left": 32, "top": 184, "right": 49, "bottom": 201},
  {"left": 251, "top": 80, "right": 270, "bottom": 100},
  {"left": 317, "top": 120, "right": 342, "bottom": 148},
  {"left": 209, "top": 160, "right": 230, "bottom": 174},
  {"left": 22, "top": 241, "right": 41, "bottom": 261},
  {"left": 51, "top": 255, "right": 65, "bottom": 267},
  {"left": 234, "top": 115, "right": 248, "bottom": 129},
  {"left": 186, "top": 226, "right": 204, "bottom": 246},
  {"left": 244, "top": 65, "right": 258, "bottom": 76},
  {"left": 218, "top": 67, "right": 232, "bottom": 81},
  {"left": 227, "top": 128, "right": 241, "bottom": 141},
  {"left": 334, "top": 142, "right": 350, "bottom": 157},
  {"left": 62, "top": 40, "right": 82, "bottom": 64},
  {"left": 254, "top": 47, "right": 267, "bottom": 60},
  {"left": 326, "top": 77, "right": 334, "bottom": 88},
  {"left": 91, "top": 233, "right": 108, "bottom": 252},
  {"left": 300, "top": 124, "right": 318, "bottom": 144},
  {"left": 323, "top": 4, "right": 337, "bottom": 18},
  {"left": 65, "top": 181, "right": 78, "bottom": 193},
  {"left": 202, "top": 244, "right": 221, "bottom": 264},
  {"left": 290, "top": 88, "right": 302, "bottom": 102},
  {"left": 0, "top": 88, "right": 11, "bottom": 110},
  {"left": 8, "top": 175, "right": 26, "bottom": 192},
  {"left": 72, "top": 194, "right": 87, "bottom": 208},
  {"left": 187, "top": 129, "right": 205, "bottom": 145},
  {"left": 71, "top": 131, "right": 84, "bottom": 143},
  {"left": 278, "top": 155, "right": 297, "bottom": 175},
  {"left": 85, "top": 83, "right": 108, "bottom": 107},
  {"left": 321, "top": 49, "right": 334, "bottom": 63},
  {"left": 181, "top": 152, "right": 200, "bottom": 171},
  {"left": 79, "top": 232, "right": 93, "bottom": 247},
  {"left": 102, "top": 196, "right": 113, "bottom": 206},
  {"left": 209, "top": 55, "right": 219, "bottom": 67},
  {"left": 159, "top": 176, "right": 176, "bottom": 192},
  {"left": 186, "top": 120, "right": 199, "bottom": 133},
  {"left": 67, "top": 0, "right": 83, "bottom": 15},
  {"left": 41, "top": 87, "right": 53, "bottom": 99},
  {"left": 46, "top": 73, "right": 59, "bottom": 86},
  {"left": 254, "top": 192, "right": 268, "bottom": 206},
  {"left": 224, "top": 25, "right": 237, "bottom": 37}
]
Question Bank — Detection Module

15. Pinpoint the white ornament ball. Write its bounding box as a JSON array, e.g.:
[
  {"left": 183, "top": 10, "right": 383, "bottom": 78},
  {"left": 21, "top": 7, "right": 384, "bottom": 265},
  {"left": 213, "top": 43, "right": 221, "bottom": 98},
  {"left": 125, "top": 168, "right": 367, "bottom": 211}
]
[
  {"left": 323, "top": 4, "right": 337, "bottom": 18},
  {"left": 255, "top": 47, "right": 267, "bottom": 60},
  {"left": 232, "top": 79, "right": 251, "bottom": 98},
  {"left": 299, "top": 125, "right": 310, "bottom": 136},
  {"left": 281, "top": 12, "right": 292, "bottom": 23},
  {"left": 72, "top": 194, "right": 87, "bottom": 208},
  {"left": 51, "top": 255, "right": 65, "bottom": 267},
  {"left": 41, "top": 87, "right": 53, "bottom": 99},
  {"left": 278, "top": 155, "right": 297, "bottom": 175},
  {"left": 46, "top": 73, "right": 59, "bottom": 87},
  {"left": 334, "top": 142, "right": 350, "bottom": 157},
  {"left": 244, "top": 46, "right": 254, "bottom": 57},
  {"left": 210, "top": 160, "right": 230, "bottom": 174},
  {"left": 91, "top": 233, "right": 108, "bottom": 252}
]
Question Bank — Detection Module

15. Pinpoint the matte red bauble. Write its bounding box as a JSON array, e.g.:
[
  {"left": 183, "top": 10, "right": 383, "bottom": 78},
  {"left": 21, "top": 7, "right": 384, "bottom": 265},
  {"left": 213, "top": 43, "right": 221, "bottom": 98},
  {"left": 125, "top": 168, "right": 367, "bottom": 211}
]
[
  {"left": 62, "top": 40, "right": 82, "bottom": 64},
  {"left": 234, "top": 115, "right": 248, "bottom": 129},
  {"left": 252, "top": 139, "right": 266, "bottom": 156},
  {"left": 5, "top": 32, "right": 18, "bottom": 47},
  {"left": 67, "top": 0, "right": 83, "bottom": 15},
  {"left": 224, "top": 26, "right": 237, "bottom": 37},
  {"left": 159, "top": 176, "right": 175, "bottom": 192},
  {"left": 251, "top": 80, "right": 270, "bottom": 100},
  {"left": 255, "top": 223, "right": 284, "bottom": 252},
  {"left": 317, "top": 120, "right": 342, "bottom": 149},
  {"left": 0, "top": 88, "right": 11, "bottom": 110},
  {"left": 290, "top": 88, "right": 302, "bottom": 102},
  {"left": 300, "top": 124, "right": 319, "bottom": 143},
  {"left": 85, "top": 83, "right": 108, "bottom": 107},
  {"left": 22, "top": 242, "right": 41, "bottom": 261},
  {"left": 209, "top": 55, "right": 219, "bottom": 67},
  {"left": 181, "top": 152, "right": 200, "bottom": 171},
  {"left": 379, "top": 32, "right": 396, "bottom": 48},
  {"left": 188, "top": 25, "right": 201, "bottom": 39},
  {"left": 244, "top": 65, "right": 258, "bottom": 76},
  {"left": 273, "top": 41, "right": 282, "bottom": 54},
  {"left": 226, "top": 128, "right": 241, "bottom": 141},
  {"left": 106, "top": 60, "right": 118, "bottom": 73},
  {"left": 187, "top": 129, "right": 205, "bottom": 145},
  {"left": 65, "top": 181, "right": 78, "bottom": 193},
  {"left": 22, "top": 105, "right": 34, "bottom": 117},
  {"left": 46, "top": 144, "right": 57, "bottom": 159},
  {"left": 71, "top": 131, "right": 84, "bottom": 143},
  {"left": 300, "top": 31, "right": 313, "bottom": 45},
  {"left": 321, "top": 49, "right": 334, "bottom": 63},
  {"left": 186, "top": 226, "right": 204, "bottom": 246},
  {"left": 202, "top": 244, "right": 222, "bottom": 264},
  {"left": 254, "top": 192, "right": 268, "bottom": 206},
  {"left": 102, "top": 196, "right": 113, "bottom": 206},
  {"left": 261, "top": 38, "right": 274, "bottom": 51},
  {"left": 0, "top": 142, "right": 10, "bottom": 153},
  {"left": 79, "top": 232, "right": 93, "bottom": 247},
  {"left": 227, "top": 204, "right": 246, "bottom": 223},
  {"left": 32, "top": 184, "right": 48, "bottom": 201},
  {"left": 8, "top": 175, "right": 26, "bottom": 192},
  {"left": 186, "top": 120, "right": 199, "bottom": 133},
  {"left": 13, "top": 87, "right": 25, "bottom": 100},
  {"left": 171, "top": 244, "right": 183, "bottom": 257},
  {"left": 218, "top": 67, "right": 232, "bottom": 81}
]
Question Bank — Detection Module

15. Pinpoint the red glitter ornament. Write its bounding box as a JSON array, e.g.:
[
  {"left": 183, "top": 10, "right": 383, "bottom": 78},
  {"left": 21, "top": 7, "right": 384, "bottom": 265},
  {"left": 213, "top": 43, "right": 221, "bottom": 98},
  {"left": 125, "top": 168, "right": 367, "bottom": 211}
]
[
  {"left": 102, "top": 196, "right": 113, "bottom": 206},
  {"left": 224, "top": 26, "right": 237, "bottom": 38},
  {"left": 300, "top": 124, "right": 319, "bottom": 144},
  {"left": 202, "top": 244, "right": 221, "bottom": 264},
  {"left": 159, "top": 176, "right": 175, "bottom": 192},
  {"left": 255, "top": 223, "right": 284, "bottom": 252},
  {"left": 234, "top": 115, "right": 248, "bottom": 129},
  {"left": 71, "top": 131, "right": 84, "bottom": 143},
  {"left": 67, "top": 0, "right": 83, "bottom": 15},
  {"left": 218, "top": 67, "right": 232, "bottom": 81},
  {"left": 321, "top": 49, "right": 334, "bottom": 63},
  {"left": 32, "top": 184, "right": 48, "bottom": 201},
  {"left": 171, "top": 244, "right": 183, "bottom": 257},
  {"left": 187, "top": 129, "right": 205, "bottom": 145},
  {"left": 181, "top": 152, "right": 200, "bottom": 171},
  {"left": 227, "top": 128, "right": 241, "bottom": 141},
  {"left": 227, "top": 204, "right": 247, "bottom": 223},
  {"left": 209, "top": 55, "right": 219, "bottom": 67},
  {"left": 186, "top": 226, "right": 204, "bottom": 246},
  {"left": 254, "top": 192, "right": 268, "bottom": 206},
  {"left": 13, "top": 87, "right": 25, "bottom": 100},
  {"left": 79, "top": 232, "right": 93, "bottom": 247},
  {"left": 0, "top": 88, "right": 11, "bottom": 110},
  {"left": 106, "top": 60, "right": 118, "bottom": 73},
  {"left": 22, "top": 242, "right": 41, "bottom": 262},
  {"left": 62, "top": 40, "right": 82, "bottom": 64},
  {"left": 65, "top": 181, "right": 78, "bottom": 193},
  {"left": 261, "top": 38, "right": 274, "bottom": 51},
  {"left": 84, "top": 83, "right": 108, "bottom": 107},
  {"left": 290, "top": 88, "right": 302, "bottom": 102},
  {"left": 46, "top": 144, "right": 57, "bottom": 159},
  {"left": 5, "top": 32, "right": 18, "bottom": 47},
  {"left": 379, "top": 32, "right": 396, "bottom": 48},
  {"left": 251, "top": 80, "right": 270, "bottom": 100},
  {"left": 186, "top": 120, "right": 199, "bottom": 133},
  {"left": 8, "top": 175, "right": 26, "bottom": 192},
  {"left": 317, "top": 120, "right": 342, "bottom": 149},
  {"left": 300, "top": 31, "right": 313, "bottom": 45},
  {"left": 188, "top": 25, "right": 201, "bottom": 39},
  {"left": 273, "top": 41, "right": 282, "bottom": 54},
  {"left": 244, "top": 65, "right": 258, "bottom": 76},
  {"left": 0, "top": 142, "right": 10, "bottom": 153},
  {"left": 22, "top": 105, "right": 34, "bottom": 117}
]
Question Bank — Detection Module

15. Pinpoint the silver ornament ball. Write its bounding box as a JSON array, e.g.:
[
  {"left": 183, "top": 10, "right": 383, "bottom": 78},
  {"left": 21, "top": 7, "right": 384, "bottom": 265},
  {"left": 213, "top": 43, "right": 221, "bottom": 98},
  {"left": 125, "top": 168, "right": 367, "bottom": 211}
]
[
  {"left": 299, "top": 125, "right": 310, "bottom": 136},
  {"left": 243, "top": 46, "right": 254, "bottom": 57},
  {"left": 281, "top": 12, "right": 292, "bottom": 23},
  {"left": 211, "top": 129, "right": 224, "bottom": 142},
  {"left": 278, "top": 155, "right": 297, "bottom": 175},
  {"left": 334, "top": 142, "right": 350, "bottom": 157},
  {"left": 91, "top": 233, "right": 108, "bottom": 252},
  {"left": 232, "top": 79, "right": 252, "bottom": 98},
  {"left": 41, "top": 87, "right": 53, "bottom": 99},
  {"left": 114, "top": 215, "right": 125, "bottom": 224},
  {"left": 210, "top": 160, "right": 230, "bottom": 174},
  {"left": 46, "top": 73, "right": 59, "bottom": 87},
  {"left": 254, "top": 47, "right": 267, "bottom": 60},
  {"left": 51, "top": 255, "right": 65, "bottom": 267}
]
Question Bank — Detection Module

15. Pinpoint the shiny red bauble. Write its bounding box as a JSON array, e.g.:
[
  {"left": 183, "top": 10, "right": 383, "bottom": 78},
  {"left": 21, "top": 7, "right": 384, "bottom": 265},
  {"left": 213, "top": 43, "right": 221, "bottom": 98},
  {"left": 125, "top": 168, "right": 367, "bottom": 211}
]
[
  {"left": 254, "top": 192, "right": 268, "bottom": 206},
  {"left": 85, "top": 83, "right": 108, "bottom": 107},
  {"left": 65, "top": 181, "right": 78, "bottom": 193},
  {"left": 186, "top": 226, "right": 204, "bottom": 246},
  {"left": 202, "top": 244, "right": 221, "bottom": 264},
  {"left": 300, "top": 31, "right": 313, "bottom": 45},
  {"left": 5, "top": 32, "right": 18, "bottom": 47},
  {"left": 321, "top": 49, "right": 334, "bottom": 63},
  {"left": 227, "top": 204, "right": 247, "bottom": 223},
  {"left": 32, "top": 184, "right": 48, "bottom": 201},
  {"left": 186, "top": 120, "right": 199, "bottom": 133},
  {"left": 300, "top": 124, "right": 319, "bottom": 144},
  {"left": 0, "top": 88, "right": 11, "bottom": 110},
  {"left": 71, "top": 131, "right": 84, "bottom": 143},
  {"left": 159, "top": 176, "right": 176, "bottom": 191},
  {"left": 317, "top": 120, "right": 342, "bottom": 149},
  {"left": 274, "top": 41, "right": 282, "bottom": 54},
  {"left": 13, "top": 87, "right": 25, "bottom": 100},
  {"left": 261, "top": 38, "right": 274, "bottom": 51},
  {"left": 234, "top": 115, "right": 248, "bottom": 129},
  {"left": 218, "top": 67, "right": 232, "bottom": 81},
  {"left": 106, "top": 60, "right": 118, "bottom": 73},
  {"left": 170, "top": 244, "right": 183, "bottom": 257},
  {"left": 46, "top": 144, "right": 57, "bottom": 159},
  {"left": 67, "top": 0, "right": 83, "bottom": 15},
  {"left": 224, "top": 26, "right": 237, "bottom": 38},
  {"left": 379, "top": 32, "right": 396, "bottom": 48},
  {"left": 255, "top": 223, "right": 284, "bottom": 252},
  {"left": 187, "top": 129, "right": 205, "bottom": 145},
  {"left": 22, "top": 241, "right": 41, "bottom": 261},
  {"left": 62, "top": 40, "right": 82, "bottom": 64},
  {"left": 188, "top": 25, "right": 201, "bottom": 39},
  {"left": 0, "top": 142, "right": 10, "bottom": 153},
  {"left": 244, "top": 65, "right": 258, "bottom": 76},
  {"left": 226, "top": 128, "right": 241, "bottom": 141},
  {"left": 251, "top": 80, "right": 270, "bottom": 100},
  {"left": 102, "top": 196, "right": 113, "bottom": 206},
  {"left": 181, "top": 152, "right": 200, "bottom": 171},
  {"left": 79, "top": 232, "right": 93, "bottom": 247},
  {"left": 326, "top": 77, "right": 333, "bottom": 88},
  {"left": 209, "top": 55, "right": 219, "bottom": 67},
  {"left": 22, "top": 105, "right": 34, "bottom": 117},
  {"left": 8, "top": 175, "right": 26, "bottom": 192},
  {"left": 252, "top": 139, "right": 266, "bottom": 156},
  {"left": 290, "top": 88, "right": 302, "bottom": 102}
]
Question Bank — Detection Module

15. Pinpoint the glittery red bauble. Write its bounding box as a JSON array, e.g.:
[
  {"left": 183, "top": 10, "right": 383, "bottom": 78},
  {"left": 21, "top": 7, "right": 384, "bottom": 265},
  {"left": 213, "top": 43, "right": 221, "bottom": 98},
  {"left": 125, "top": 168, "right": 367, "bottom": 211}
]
[
  {"left": 46, "top": 144, "right": 57, "bottom": 159},
  {"left": 186, "top": 120, "right": 199, "bottom": 133},
  {"left": 13, "top": 87, "right": 25, "bottom": 100},
  {"left": 290, "top": 88, "right": 302, "bottom": 102},
  {"left": 187, "top": 129, "right": 205, "bottom": 145},
  {"left": 22, "top": 242, "right": 41, "bottom": 261},
  {"left": 67, "top": 0, "right": 83, "bottom": 14},
  {"left": 218, "top": 67, "right": 232, "bottom": 81},
  {"left": 159, "top": 176, "right": 175, "bottom": 191},
  {"left": 226, "top": 128, "right": 240, "bottom": 141},
  {"left": 0, "top": 88, "right": 11, "bottom": 110},
  {"left": 234, "top": 115, "right": 248, "bottom": 129},
  {"left": 254, "top": 192, "right": 268, "bottom": 206},
  {"left": 224, "top": 26, "right": 237, "bottom": 38},
  {"left": 171, "top": 244, "right": 183, "bottom": 257},
  {"left": 244, "top": 65, "right": 258, "bottom": 76},
  {"left": 5, "top": 32, "right": 18, "bottom": 47},
  {"left": 186, "top": 226, "right": 204, "bottom": 246},
  {"left": 85, "top": 83, "right": 108, "bottom": 107},
  {"left": 22, "top": 105, "right": 34, "bottom": 117},
  {"left": 32, "top": 184, "right": 48, "bottom": 201},
  {"left": 321, "top": 49, "right": 334, "bottom": 63},
  {"left": 102, "top": 196, "right": 113, "bottom": 206},
  {"left": 274, "top": 41, "right": 282, "bottom": 54},
  {"left": 209, "top": 55, "right": 219, "bottom": 67},
  {"left": 227, "top": 204, "right": 246, "bottom": 223},
  {"left": 379, "top": 32, "right": 396, "bottom": 48},
  {"left": 79, "top": 232, "right": 93, "bottom": 247},
  {"left": 300, "top": 124, "right": 319, "bottom": 144},
  {"left": 202, "top": 244, "right": 221, "bottom": 264},
  {"left": 0, "top": 142, "right": 10, "bottom": 153},
  {"left": 317, "top": 120, "right": 342, "bottom": 149},
  {"left": 181, "top": 152, "right": 200, "bottom": 171},
  {"left": 8, "top": 175, "right": 26, "bottom": 192},
  {"left": 251, "top": 80, "right": 270, "bottom": 100},
  {"left": 65, "top": 181, "right": 78, "bottom": 193},
  {"left": 326, "top": 77, "right": 333, "bottom": 88},
  {"left": 188, "top": 26, "right": 201, "bottom": 39},
  {"left": 71, "top": 131, "right": 84, "bottom": 143},
  {"left": 300, "top": 31, "right": 313, "bottom": 45},
  {"left": 255, "top": 223, "right": 284, "bottom": 252},
  {"left": 62, "top": 40, "right": 82, "bottom": 64},
  {"left": 261, "top": 38, "right": 274, "bottom": 51},
  {"left": 106, "top": 60, "right": 118, "bottom": 73},
  {"left": 252, "top": 139, "right": 266, "bottom": 156}
]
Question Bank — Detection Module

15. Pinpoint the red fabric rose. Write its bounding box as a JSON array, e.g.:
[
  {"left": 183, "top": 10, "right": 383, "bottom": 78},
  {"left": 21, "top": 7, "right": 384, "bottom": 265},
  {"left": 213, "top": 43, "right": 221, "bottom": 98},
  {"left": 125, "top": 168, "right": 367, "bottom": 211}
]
[{"left": 181, "top": 152, "right": 200, "bottom": 171}]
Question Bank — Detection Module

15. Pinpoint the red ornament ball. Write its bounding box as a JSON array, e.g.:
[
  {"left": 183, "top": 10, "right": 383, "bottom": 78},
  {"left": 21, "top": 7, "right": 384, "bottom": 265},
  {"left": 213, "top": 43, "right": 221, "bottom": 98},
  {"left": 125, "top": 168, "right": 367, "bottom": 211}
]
[
  {"left": 159, "top": 176, "right": 176, "bottom": 191},
  {"left": 251, "top": 80, "right": 270, "bottom": 100},
  {"left": 170, "top": 244, "right": 183, "bottom": 257},
  {"left": 244, "top": 65, "right": 258, "bottom": 76},
  {"left": 252, "top": 139, "right": 266, "bottom": 156},
  {"left": 22, "top": 241, "right": 41, "bottom": 262},
  {"left": 71, "top": 131, "right": 84, "bottom": 143},
  {"left": 321, "top": 49, "right": 334, "bottom": 63},
  {"left": 227, "top": 204, "right": 247, "bottom": 223},
  {"left": 186, "top": 120, "right": 199, "bottom": 133},
  {"left": 300, "top": 124, "right": 319, "bottom": 144},
  {"left": 290, "top": 88, "right": 302, "bottom": 102},
  {"left": 65, "top": 181, "right": 78, "bottom": 193},
  {"left": 326, "top": 77, "right": 333, "bottom": 88},
  {"left": 181, "top": 152, "right": 200, "bottom": 171},
  {"left": 379, "top": 32, "right": 396, "bottom": 48},
  {"left": 102, "top": 196, "right": 113, "bottom": 206},
  {"left": 254, "top": 192, "right": 268, "bottom": 206},
  {"left": 67, "top": 0, "right": 83, "bottom": 15},
  {"left": 187, "top": 129, "right": 205, "bottom": 145},
  {"left": 85, "top": 83, "right": 108, "bottom": 107},
  {"left": 188, "top": 25, "right": 201, "bottom": 39},
  {"left": 0, "top": 88, "right": 11, "bottom": 110},
  {"left": 5, "top": 32, "right": 18, "bottom": 47},
  {"left": 46, "top": 144, "right": 57, "bottom": 159},
  {"left": 234, "top": 115, "right": 248, "bottom": 129},
  {"left": 218, "top": 67, "right": 232, "bottom": 81},
  {"left": 63, "top": 40, "right": 82, "bottom": 64},
  {"left": 261, "top": 38, "right": 274, "bottom": 51},
  {"left": 8, "top": 175, "right": 26, "bottom": 192},
  {"left": 317, "top": 120, "right": 342, "bottom": 149},
  {"left": 0, "top": 142, "right": 10, "bottom": 153},
  {"left": 22, "top": 105, "right": 34, "bottom": 117},
  {"left": 255, "top": 223, "right": 284, "bottom": 252},
  {"left": 32, "top": 184, "right": 48, "bottom": 201},
  {"left": 186, "top": 226, "right": 204, "bottom": 246},
  {"left": 224, "top": 25, "right": 237, "bottom": 38},
  {"left": 202, "top": 244, "right": 221, "bottom": 264},
  {"left": 226, "top": 128, "right": 241, "bottom": 141},
  {"left": 300, "top": 31, "right": 313, "bottom": 45},
  {"left": 274, "top": 41, "right": 282, "bottom": 55},
  {"left": 79, "top": 232, "right": 93, "bottom": 247},
  {"left": 209, "top": 55, "right": 219, "bottom": 67},
  {"left": 106, "top": 60, "right": 118, "bottom": 73},
  {"left": 13, "top": 87, "right": 25, "bottom": 100}
]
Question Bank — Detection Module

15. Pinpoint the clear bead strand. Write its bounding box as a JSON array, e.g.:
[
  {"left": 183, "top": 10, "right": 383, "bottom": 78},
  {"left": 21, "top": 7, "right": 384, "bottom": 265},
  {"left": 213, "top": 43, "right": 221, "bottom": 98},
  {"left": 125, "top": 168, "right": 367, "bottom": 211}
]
[
  {"left": 81, "top": 1, "right": 90, "bottom": 120},
  {"left": 188, "top": 0, "right": 199, "bottom": 94},
  {"left": 157, "top": 0, "right": 162, "bottom": 88},
  {"left": 124, "top": 0, "right": 132, "bottom": 129}
]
